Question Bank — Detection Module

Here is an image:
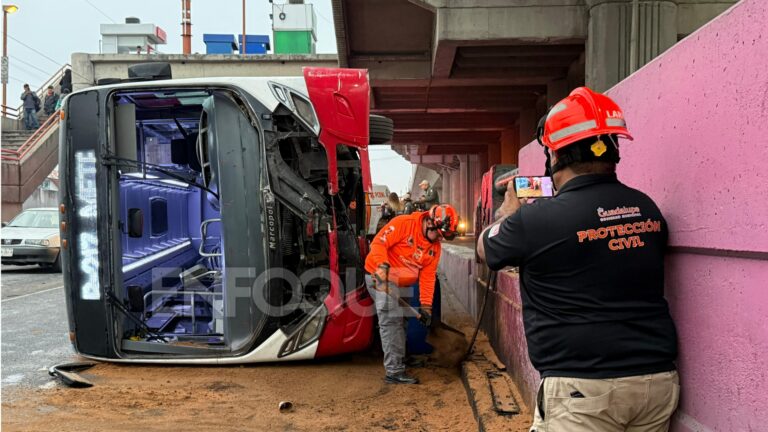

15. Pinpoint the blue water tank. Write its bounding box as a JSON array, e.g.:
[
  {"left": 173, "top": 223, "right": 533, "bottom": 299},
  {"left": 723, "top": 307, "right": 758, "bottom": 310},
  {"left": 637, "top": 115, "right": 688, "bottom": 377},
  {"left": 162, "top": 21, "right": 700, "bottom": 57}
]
[
  {"left": 203, "top": 34, "right": 238, "bottom": 54},
  {"left": 406, "top": 280, "right": 442, "bottom": 355},
  {"left": 238, "top": 34, "right": 271, "bottom": 54}
]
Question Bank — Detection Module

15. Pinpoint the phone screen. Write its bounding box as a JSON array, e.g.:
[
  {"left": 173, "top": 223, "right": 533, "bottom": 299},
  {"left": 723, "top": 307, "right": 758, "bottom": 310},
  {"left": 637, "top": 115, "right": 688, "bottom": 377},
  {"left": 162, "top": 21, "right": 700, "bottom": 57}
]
[{"left": 514, "top": 176, "right": 554, "bottom": 198}]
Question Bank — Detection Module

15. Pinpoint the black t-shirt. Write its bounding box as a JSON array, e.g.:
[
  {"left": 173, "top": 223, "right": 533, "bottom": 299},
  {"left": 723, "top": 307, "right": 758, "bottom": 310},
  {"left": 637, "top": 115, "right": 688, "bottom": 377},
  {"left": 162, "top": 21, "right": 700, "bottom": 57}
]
[{"left": 483, "top": 173, "right": 677, "bottom": 379}]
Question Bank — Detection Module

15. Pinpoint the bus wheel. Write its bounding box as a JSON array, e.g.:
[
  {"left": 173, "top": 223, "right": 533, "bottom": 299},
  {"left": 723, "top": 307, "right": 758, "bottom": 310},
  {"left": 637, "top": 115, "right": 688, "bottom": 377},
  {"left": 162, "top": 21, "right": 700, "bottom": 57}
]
[{"left": 369, "top": 115, "right": 393, "bottom": 144}]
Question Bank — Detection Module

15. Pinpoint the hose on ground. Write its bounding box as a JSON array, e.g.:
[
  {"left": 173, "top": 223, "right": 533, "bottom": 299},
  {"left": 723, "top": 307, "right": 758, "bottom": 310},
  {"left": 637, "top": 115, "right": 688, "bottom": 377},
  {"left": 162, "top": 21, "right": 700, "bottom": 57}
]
[{"left": 465, "top": 270, "right": 497, "bottom": 359}]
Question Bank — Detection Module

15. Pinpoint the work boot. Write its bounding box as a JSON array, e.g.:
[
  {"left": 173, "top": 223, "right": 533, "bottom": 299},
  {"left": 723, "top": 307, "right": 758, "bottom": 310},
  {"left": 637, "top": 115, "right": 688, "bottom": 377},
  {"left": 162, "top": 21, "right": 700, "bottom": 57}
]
[
  {"left": 384, "top": 372, "right": 419, "bottom": 385},
  {"left": 404, "top": 355, "right": 427, "bottom": 368}
]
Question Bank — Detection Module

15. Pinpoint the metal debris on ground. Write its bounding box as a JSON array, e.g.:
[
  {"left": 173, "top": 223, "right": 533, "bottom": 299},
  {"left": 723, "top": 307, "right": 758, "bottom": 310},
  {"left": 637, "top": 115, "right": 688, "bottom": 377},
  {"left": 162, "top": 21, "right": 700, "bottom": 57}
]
[
  {"left": 47, "top": 361, "right": 97, "bottom": 388},
  {"left": 487, "top": 371, "right": 521, "bottom": 415}
]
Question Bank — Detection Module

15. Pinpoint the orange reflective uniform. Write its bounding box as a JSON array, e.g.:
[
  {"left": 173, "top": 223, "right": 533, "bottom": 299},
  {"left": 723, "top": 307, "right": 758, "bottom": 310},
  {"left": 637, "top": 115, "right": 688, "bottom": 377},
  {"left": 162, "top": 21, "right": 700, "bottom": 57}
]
[{"left": 364, "top": 211, "right": 442, "bottom": 306}]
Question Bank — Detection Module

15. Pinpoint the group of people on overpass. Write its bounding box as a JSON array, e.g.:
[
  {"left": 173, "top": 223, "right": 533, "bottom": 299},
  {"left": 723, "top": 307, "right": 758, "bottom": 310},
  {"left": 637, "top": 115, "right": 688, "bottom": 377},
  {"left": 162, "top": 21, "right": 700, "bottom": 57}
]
[
  {"left": 18, "top": 71, "right": 72, "bottom": 130},
  {"left": 366, "top": 87, "right": 680, "bottom": 432},
  {"left": 377, "top": 179, "right": 440, "bottom": 232}
]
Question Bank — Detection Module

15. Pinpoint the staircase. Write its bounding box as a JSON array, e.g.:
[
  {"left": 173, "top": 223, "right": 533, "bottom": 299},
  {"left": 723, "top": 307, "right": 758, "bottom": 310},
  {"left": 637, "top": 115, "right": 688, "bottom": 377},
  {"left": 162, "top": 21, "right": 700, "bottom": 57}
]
[
  {"left": 1, "top": 65, "right": 71, "bottom": 221},
  {"left": 1, "top": 130, "right": 35, "bottom": 153}
]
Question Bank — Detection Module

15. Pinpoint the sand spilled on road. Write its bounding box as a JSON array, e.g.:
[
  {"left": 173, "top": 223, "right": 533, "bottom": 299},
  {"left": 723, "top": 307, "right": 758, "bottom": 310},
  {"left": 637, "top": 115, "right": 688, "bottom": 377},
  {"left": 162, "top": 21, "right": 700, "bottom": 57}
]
[{"left": 2, "top": 354, "right": 477, "bottom": 432}]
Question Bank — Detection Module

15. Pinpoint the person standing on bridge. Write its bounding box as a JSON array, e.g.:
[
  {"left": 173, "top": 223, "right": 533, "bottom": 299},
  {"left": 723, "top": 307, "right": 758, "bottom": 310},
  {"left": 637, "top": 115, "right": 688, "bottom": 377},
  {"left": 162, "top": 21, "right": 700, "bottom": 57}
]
[
  {"left": 477, "top": 87, "right": 679, "bottom": 432},
  {"left": 19, "top": 84, "right": 40, "bottom": 131},
  {"left": 43, "top": 86, "right": 59, "bottom": 117},
  {"left": 365, "top": 204, "right": 458, "bottom": 384},
  {"left": 415, "top": 180, "right": 439, "bottom": 210},
  {"left": 55, "top": 88, "right": 70, "bottom": 111}
]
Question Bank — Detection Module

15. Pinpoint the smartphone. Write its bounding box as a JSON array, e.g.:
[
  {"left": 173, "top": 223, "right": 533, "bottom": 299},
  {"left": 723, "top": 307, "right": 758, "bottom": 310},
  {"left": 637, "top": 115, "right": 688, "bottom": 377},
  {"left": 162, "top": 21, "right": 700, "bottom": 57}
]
[{"left": 514, "top": 176, "right": 554, "bottom": 198}]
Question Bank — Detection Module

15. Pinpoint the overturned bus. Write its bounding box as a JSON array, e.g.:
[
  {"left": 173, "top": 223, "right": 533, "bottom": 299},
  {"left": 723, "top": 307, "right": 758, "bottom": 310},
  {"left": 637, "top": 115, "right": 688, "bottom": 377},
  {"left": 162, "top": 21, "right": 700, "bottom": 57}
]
[{"left": 59, "top": 67, "right": 393, "bottom": 363}]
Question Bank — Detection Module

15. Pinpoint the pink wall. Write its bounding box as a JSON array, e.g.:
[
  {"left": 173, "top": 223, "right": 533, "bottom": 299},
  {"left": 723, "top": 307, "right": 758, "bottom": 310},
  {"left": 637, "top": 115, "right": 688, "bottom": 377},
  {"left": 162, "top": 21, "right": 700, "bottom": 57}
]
[{"left": 519, "top": 1, "right": 768, "bottom": 429}]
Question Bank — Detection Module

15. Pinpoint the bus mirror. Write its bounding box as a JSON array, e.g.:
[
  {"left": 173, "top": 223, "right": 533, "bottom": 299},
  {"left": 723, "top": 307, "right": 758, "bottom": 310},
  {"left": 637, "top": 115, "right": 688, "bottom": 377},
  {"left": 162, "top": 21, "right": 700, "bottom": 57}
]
[
  {"left": 128, "top": 209, "right": 143, "bottom": 238},
  {"left": 115, "top": 103, "right": 137, "bottom": 166},
  {"left": 1, "top": 222, "right": 7, "bottom": 228}
]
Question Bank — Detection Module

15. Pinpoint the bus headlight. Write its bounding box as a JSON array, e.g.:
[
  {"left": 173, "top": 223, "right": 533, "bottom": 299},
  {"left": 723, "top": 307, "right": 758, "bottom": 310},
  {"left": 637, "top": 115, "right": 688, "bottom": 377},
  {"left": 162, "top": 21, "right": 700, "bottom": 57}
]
[{"left": 278, "top": 305, "right": 327, "bottom": 358}]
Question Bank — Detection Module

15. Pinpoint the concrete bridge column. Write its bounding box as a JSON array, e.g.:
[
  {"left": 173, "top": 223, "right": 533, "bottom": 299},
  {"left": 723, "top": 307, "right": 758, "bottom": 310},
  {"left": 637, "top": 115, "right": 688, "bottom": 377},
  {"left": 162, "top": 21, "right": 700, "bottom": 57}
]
[
  {"left": 586, "top": 0, "right": 679, "bottom": 91},
  {"left": 487, "top": 142, "right": 500, "bottom": 169},
  {"left": 450, "top": 166, "right": 461, "bottom": 211},
  {"left": 458, "top": 155, "right": 469, "bottom": 224},
  {"left": 441, "top": 168, "right": 452, "bottom": 205},
  {"left": 519, "top": 109, "right": 538, "bottom": 160},
  {"left": 2, "top": 203, "right": 22, "bottom": 222},
  {"left": 547, "top": 78, "right": 570, "bottom": 107},
  {"left": 470, "top": 155, "right": 483, "bottom": 232},
  {"left": 500, "top": 128, "right": 519, "bottom": 166}
]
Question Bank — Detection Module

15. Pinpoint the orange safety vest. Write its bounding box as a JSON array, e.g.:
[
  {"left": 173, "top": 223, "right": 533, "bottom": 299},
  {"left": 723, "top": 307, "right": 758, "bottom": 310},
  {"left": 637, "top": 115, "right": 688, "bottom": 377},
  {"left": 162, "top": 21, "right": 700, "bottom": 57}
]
[{"left": 364, "top": 211, "right": 441, "bottom": 306}]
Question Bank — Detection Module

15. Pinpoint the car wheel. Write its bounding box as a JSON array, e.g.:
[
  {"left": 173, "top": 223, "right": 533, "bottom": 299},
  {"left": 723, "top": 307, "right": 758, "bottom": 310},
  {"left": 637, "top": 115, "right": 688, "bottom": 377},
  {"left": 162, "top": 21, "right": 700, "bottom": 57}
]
[
  {"left": 369, "top": 115, "right": 393, "bottom": 144},
  {"left": 50, "top": 253, "right": 62, "bottom": 273}
]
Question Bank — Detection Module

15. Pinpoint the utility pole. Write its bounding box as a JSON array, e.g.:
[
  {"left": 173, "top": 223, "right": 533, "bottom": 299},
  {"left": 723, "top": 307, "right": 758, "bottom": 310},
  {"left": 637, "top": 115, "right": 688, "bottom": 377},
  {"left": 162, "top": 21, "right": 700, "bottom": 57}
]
[
  {"left": 2, "top": 5, "right": 19, "bottom": 115},
  {"left": 629, "top": 0, "right": 640, "bottom": 73},
  {"left": 181, "top": 0, "right": 192, "bottom": 55},
  {"left": 241, "top": 0, "right": 246, "bottom": 54}
]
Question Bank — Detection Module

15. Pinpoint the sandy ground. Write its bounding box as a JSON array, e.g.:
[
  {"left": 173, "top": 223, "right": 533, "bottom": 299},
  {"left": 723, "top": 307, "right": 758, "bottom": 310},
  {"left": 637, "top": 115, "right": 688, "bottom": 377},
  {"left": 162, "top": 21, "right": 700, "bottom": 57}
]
[
  {"left": 1, "top": 268, "right": 531, "bottom": 431},
  {"left": 2, "top": 353, "right": 478, "bottom": 432}
]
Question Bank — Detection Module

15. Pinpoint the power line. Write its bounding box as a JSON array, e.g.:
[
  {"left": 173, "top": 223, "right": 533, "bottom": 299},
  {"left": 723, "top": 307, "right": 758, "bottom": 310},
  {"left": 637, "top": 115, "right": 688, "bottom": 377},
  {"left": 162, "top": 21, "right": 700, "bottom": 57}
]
[
  {"left": 10, "top": 76, "right": 33, "bottom": 86},
  {"left": 7, "top": 35, "right": 90, "bottom": 82},
  {"left": 11, "top": 63, "right": 50, "bottom": 82},
  {"left": 9, "top": 55, "right": 54, "bottom": 78},
  {"left": 82, "top": 0, "right": 117, "bottom": 23},
  {"left": 315, "top": 10, "right": 334, "bottom": 27},
  {"left": 7, "top": 35, "right": 64, "bottom": 68}
]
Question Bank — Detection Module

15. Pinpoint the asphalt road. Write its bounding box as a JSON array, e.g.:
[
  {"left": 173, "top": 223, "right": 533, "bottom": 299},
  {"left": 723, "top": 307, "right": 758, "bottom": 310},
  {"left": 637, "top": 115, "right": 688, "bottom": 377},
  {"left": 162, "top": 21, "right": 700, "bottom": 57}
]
[{"left": 1, "top": 265, "right": 76, "bottom": 392}]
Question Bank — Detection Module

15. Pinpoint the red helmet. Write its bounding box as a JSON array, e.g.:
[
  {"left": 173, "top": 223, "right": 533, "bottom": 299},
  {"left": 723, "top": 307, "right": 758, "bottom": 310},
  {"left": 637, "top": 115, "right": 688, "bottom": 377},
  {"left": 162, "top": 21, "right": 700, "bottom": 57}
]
[
  {"left": 428, "top": 204, "right": 458, "bottom": 241},
  {"left": 542, "top": 87, "right": 633, "bottom": 151}
]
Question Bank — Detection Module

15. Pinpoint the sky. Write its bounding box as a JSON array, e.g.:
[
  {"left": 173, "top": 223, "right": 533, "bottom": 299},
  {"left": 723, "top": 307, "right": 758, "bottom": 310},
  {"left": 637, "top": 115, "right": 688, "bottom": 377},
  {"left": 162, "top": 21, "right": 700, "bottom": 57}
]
[{"left": 1, "top": 0, "right": 413, "bottom": 193}]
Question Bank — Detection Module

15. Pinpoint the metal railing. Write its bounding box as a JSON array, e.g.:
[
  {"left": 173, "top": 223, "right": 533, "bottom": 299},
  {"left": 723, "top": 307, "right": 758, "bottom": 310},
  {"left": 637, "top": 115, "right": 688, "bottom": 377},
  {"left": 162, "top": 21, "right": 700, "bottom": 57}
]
[
  {"left": 2, "top": 63, "right": 71, "bottom": 118},
  {"left": 0, "top": 110, "right": 61, "bottom": 161},
  {"left": 0, "top": 105, "right": 21, "bottom": 120}
]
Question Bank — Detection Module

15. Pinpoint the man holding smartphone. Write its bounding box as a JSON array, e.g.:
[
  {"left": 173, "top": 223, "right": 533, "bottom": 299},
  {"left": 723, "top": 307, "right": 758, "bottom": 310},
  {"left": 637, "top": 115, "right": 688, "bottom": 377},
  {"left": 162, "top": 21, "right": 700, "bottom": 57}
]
[{"left": 477, "top": 87, "right": 679, "bottom": 432}]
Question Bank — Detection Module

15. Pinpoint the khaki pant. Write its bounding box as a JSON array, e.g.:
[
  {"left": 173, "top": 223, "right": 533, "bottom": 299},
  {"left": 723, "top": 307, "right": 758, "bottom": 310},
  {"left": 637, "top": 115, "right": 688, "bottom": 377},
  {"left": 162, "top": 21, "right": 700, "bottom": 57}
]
[{"left": 530, "top": 371, "right": 679, "bottom": 432}]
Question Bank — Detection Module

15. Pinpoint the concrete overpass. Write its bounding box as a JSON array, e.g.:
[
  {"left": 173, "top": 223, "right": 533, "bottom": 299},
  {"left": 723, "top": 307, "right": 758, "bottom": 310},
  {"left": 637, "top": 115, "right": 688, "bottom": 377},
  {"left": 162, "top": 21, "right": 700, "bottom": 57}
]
[{"left": 332, "top": 0, "right": 736, "bottom": 226}]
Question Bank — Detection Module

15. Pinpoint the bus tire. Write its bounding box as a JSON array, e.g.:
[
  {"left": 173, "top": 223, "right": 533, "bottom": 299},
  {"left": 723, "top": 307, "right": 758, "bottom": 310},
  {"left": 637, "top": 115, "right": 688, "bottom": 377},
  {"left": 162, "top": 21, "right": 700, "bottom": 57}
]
[{"left": 369, "top": 115, "right": 394, "bottom": 144}]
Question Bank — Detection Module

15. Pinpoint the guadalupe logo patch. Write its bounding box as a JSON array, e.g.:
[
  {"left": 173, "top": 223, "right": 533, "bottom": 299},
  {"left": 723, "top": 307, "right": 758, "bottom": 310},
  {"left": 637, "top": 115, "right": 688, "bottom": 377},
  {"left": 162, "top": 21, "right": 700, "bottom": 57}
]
[{"left": 488, "top": 224, "right": 501, "bottom": 238}]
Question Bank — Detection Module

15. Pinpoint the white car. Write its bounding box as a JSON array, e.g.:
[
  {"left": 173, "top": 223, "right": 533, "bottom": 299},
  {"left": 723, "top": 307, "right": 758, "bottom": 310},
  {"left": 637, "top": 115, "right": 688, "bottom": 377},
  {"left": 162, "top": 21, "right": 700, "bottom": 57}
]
[{"left": 1, "top": 208, "right": 62, "bottom": 272}]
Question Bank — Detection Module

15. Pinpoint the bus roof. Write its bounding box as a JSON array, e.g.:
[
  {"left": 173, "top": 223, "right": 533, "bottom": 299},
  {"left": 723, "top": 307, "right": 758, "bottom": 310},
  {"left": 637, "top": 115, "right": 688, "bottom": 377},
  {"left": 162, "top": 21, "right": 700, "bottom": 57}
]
[{"left": 70, "top": 76, "right": 309, "bottom": 113}]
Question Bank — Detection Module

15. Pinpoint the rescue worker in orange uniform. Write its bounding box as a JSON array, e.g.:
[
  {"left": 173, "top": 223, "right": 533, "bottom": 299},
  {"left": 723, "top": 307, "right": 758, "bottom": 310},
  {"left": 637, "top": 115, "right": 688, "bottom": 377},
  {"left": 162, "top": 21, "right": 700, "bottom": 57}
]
[{"left": 365, "top": 204, "right": 458, "bottom": 384}]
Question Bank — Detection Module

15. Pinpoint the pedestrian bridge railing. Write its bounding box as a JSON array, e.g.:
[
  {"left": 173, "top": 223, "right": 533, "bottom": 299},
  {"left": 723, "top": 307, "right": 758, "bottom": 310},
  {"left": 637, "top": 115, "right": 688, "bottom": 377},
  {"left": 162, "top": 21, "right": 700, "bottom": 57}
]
[{"left": 1, "top": 110, "right": 60, "bottom": 162}]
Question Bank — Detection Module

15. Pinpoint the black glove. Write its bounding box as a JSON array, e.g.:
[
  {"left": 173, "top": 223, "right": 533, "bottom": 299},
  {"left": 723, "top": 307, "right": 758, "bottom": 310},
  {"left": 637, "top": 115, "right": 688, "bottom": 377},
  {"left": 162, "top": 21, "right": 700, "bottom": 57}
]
[{"left": 417, "top": 308, "right": 432, "bottom": 327}]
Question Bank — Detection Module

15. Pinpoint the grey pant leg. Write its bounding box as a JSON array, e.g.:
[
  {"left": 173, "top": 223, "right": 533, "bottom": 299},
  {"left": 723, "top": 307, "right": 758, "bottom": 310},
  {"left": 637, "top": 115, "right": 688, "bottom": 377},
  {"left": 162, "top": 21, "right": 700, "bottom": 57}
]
[{"left": 365, "top": 275, "right": 406, "bottom": 376}]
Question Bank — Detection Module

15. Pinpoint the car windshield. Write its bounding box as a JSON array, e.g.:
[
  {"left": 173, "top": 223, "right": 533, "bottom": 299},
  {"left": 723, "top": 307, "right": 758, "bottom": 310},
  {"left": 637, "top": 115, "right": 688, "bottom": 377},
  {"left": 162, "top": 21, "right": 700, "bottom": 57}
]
[{"left": 7, "top": 210, "right": 58, "bottom": 228}]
